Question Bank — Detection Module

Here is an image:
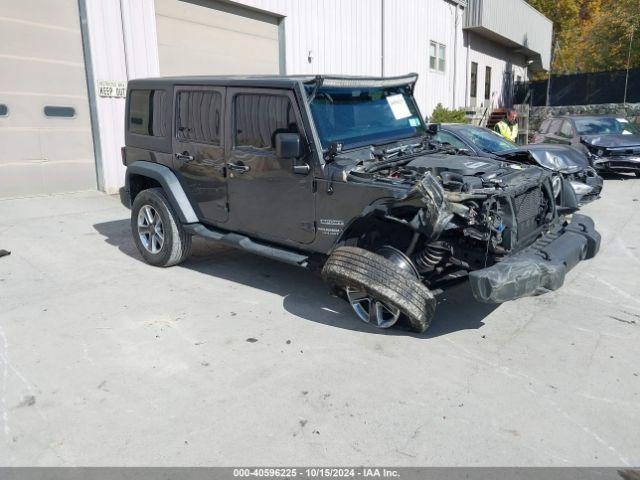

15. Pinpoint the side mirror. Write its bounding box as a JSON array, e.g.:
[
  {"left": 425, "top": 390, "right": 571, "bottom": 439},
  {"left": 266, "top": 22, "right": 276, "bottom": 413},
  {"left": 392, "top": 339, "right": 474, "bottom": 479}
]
[
  {"left": 427, "top": 123, "right": 440, "bottom": 135},
  {"left": 275, "top": 133, "right": 304, "bottom": 159}
]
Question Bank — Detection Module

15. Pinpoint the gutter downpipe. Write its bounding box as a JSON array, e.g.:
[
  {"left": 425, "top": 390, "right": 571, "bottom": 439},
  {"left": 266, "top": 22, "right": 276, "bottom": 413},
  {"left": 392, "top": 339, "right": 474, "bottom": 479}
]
[
  {"left": 77, "top": 0, "right": 105, "bottom": 191},
  {"left": 452, "top": 3, "right": 459, "bottom": 108},
  {"left": 381, "top": 0, "right": 385, "bottom": 77}
]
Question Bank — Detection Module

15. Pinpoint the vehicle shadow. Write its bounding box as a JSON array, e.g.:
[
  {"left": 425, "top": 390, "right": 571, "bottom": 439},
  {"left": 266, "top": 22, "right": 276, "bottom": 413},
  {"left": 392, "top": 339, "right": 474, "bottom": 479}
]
[{"left": 93, "top": 219, "right": 498, "bottom": 338}]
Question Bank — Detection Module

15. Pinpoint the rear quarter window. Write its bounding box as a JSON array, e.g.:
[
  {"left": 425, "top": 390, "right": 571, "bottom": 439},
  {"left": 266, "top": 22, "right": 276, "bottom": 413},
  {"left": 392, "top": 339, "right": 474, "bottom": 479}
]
[
  {"left": 128, "top": 89, "right": 168, "bottom": 137},
  {"left": 539, "top": 119, "right": 551, "bottom": 133}
]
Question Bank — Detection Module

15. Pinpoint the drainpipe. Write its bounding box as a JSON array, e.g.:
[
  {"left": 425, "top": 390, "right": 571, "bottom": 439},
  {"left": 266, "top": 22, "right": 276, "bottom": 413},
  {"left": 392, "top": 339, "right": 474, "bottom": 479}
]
[
  {"left": 452, "top": 3, "right": 459, "bottom": 108},
  {"left": 381, "top": 0, "right": 385, "bottom": 77},
  {"left": 77, "top": 0, "right": 104, "bottom": 191}
]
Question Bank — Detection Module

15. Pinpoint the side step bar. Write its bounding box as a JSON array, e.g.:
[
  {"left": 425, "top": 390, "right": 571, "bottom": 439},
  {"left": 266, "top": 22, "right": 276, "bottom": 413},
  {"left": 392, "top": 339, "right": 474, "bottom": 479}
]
[{"left": 184, "top": 223, "right": 309, "bottom": 268}]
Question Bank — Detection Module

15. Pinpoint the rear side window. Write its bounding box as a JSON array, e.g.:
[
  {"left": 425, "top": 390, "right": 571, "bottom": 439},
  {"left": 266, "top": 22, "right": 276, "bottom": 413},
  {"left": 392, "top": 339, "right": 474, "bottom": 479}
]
[
  {"left": 560, "top": 120, "right": 574, "bottom": 138},
  {"left": 433, "top": 131, "right": 467, "bottom": 150},
  {"left": 539, "top": 119, "right": 551, "bottom": 133},
  {"left": 234, "top": 94, "right": 299, "bottom": 150},
  {"left": 176, "top": 91, "right": 222, "bottom": 144},
  {"left": 548, "top": 119, "right": 563, "bottom": 135},
  {"left": 129, "top": 90, "right": 167, "bottom": 137}
]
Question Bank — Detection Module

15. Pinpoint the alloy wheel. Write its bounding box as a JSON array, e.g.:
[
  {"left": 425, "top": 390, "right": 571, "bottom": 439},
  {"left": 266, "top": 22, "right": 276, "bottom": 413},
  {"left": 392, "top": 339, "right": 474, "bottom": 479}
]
[
  {"left": 345, "top": 287, "right": 401, "bottom": 329},
  {"left": 137, "top": 205, "right": 164, "bottom": 254}
]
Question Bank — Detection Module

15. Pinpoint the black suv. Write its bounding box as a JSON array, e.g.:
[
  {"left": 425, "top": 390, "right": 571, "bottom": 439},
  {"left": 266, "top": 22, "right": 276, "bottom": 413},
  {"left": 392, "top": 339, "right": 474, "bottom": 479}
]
[
  {"left": 533, "top": 115, "right": 640, "bottom": 176},
  {"left": 121, "top": 74, "right": 600, "bottom": 332}
]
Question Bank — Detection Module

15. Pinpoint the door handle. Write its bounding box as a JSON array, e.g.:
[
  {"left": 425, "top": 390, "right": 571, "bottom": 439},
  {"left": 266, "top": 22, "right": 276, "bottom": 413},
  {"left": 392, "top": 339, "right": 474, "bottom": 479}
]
[
  {"left": 175, "top": 152, "right": 194, "bottom": 161},
  {"left": 227, "top": 162, "right": 250, "bottom": 173}
]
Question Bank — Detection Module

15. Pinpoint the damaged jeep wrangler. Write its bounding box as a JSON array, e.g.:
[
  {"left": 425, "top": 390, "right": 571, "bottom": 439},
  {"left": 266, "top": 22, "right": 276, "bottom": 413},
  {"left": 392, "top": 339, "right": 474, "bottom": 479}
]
[{"left": 121, "top": 74, "right": 600, "bottom": 332}]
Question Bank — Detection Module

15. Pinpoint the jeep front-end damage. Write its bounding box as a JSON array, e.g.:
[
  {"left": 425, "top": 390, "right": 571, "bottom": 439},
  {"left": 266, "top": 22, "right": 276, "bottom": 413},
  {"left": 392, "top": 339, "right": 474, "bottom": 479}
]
[{"left": 336, "top": 155, "right": 600, "bottom": 304}]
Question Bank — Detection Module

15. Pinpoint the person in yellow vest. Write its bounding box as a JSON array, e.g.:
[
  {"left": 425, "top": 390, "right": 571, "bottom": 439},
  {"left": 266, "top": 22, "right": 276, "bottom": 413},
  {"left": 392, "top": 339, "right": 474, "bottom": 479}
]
[{"left": 494, "top": 109, "right": 519, "bottom": 143}]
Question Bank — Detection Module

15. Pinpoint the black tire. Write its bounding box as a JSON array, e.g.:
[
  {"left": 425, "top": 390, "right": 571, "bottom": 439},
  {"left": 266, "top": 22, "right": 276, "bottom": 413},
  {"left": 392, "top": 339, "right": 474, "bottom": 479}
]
[
  {"left": 322, "top": 246, "right": 436, "bottom": 333},
  {"left": 131, "top": 187, "right": 192, "bottom": 267},
  {"left": 635, "top": 171, "right": 640, "bottom": 178}
]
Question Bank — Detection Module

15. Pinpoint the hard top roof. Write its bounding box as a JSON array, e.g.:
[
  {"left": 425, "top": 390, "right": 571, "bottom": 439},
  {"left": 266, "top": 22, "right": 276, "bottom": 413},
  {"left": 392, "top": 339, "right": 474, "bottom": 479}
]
[{"left": 127, "top": 73, "right": 419, "bottom": 90}]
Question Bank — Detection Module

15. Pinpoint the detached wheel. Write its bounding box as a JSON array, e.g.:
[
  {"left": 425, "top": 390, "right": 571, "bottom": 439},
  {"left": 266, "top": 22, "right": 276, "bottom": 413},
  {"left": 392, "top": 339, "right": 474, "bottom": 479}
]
[
  {"left": 322, "top": 246, "right": 436, "bottom": 333},
  {"left": 131, "top": 187, "right": 192, "bottom": 267}
]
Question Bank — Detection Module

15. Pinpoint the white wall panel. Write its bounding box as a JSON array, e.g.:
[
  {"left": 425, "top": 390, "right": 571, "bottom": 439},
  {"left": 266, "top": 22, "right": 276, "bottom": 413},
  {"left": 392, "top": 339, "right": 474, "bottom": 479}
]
[
  {"left": 235, "top": 0, "right": 383, "bottom": 76},
  {"left": 82, "top": 0, "right": 159, "bottom": 193},
  {"left": 465, "top": 31, "right": 527, "bottom": 109},
  {"left": 382, "top": 0, "right": 466, "bottom": 117}
]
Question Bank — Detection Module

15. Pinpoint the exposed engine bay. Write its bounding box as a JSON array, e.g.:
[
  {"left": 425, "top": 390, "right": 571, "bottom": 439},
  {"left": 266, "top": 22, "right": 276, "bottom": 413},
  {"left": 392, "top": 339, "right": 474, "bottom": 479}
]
[{"left": 327, "top": 141, "right": 558, "bottom": 286}]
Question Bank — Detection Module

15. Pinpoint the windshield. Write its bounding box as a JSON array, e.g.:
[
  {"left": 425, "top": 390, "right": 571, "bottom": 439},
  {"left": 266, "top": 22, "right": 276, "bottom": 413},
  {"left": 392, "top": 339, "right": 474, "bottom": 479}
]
[
  {"left": 456, "top": 125, "right": 517, "bottom": 153},
  {"left": 574, "top": 117, "right": 639, "bottom": 135},
  {"left": 308, "top": 85, "right": 426, "bottom": 149}
]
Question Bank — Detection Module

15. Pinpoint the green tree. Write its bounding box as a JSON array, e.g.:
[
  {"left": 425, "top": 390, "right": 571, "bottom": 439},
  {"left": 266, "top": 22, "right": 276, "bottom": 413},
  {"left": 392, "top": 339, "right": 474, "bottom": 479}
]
[
  {"left": 528, "top": 0, "right": 639, "bottom": 74},
  {"left": 430, "top": 103, "right": 468, "bottom": 123}
]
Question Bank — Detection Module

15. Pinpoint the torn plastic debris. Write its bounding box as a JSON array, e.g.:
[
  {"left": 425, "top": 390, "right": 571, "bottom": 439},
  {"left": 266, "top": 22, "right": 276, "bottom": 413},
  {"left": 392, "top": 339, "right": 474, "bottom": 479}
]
[{"left": 0, "top": 249, "right": 10, "bottom": 259}]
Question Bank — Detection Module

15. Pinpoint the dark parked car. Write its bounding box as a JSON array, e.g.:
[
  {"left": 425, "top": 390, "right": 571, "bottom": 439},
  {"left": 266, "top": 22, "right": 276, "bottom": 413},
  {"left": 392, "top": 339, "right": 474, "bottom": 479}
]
[
  {"left": 120, "top": 74, "right": 600, "bottom": 333},
  {"left": 533, "top": 115, "right": 640, "bottom": 176},
  {"left": 431, "top": 123, "right": 603, "bottom": 204}
]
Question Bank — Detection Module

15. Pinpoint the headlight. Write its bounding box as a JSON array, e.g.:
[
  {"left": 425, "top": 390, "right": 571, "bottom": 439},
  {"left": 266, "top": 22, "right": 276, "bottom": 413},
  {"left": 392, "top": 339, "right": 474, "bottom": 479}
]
[
  {"left": 569, "top": 181, "right": 594, "bottom": 196},
  {"left": 552, "top": 176, "right": 562, "bottom": 198}
]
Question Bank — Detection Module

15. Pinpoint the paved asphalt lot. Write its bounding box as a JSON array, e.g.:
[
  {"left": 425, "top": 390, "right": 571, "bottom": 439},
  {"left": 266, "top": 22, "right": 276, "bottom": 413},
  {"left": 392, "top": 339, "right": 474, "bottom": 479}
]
[{"left": 1, "top": 176, "right": 639, "bottom": 466}]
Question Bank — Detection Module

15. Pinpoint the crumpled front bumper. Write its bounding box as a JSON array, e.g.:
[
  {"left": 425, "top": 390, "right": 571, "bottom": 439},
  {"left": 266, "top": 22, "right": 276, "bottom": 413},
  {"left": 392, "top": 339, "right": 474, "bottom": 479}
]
[
  {"left": 469, "top": 214, "right": 600, "bottom": 303},
  {"left": 592, "top": 156, "right": 640, "bottom": 173}
]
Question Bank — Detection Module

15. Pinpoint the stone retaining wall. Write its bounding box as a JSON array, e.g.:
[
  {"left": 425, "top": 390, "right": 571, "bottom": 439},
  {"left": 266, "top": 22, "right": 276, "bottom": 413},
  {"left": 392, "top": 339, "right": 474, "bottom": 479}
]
[{"left": 521, "top": 103, "right": 640, "bottom": 132}]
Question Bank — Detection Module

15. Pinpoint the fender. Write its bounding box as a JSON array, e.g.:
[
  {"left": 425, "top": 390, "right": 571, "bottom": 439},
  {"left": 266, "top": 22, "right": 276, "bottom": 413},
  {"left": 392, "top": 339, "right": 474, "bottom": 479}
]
[{"left": 125, "top": 161, "right": 199, "bottom": 224}]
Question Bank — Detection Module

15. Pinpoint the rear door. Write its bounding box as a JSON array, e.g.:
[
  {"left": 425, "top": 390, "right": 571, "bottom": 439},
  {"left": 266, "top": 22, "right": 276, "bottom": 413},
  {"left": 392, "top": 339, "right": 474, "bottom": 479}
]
[
  {"left": 224, "top": 88, "right": 315, "bottom": 245},
  {"left": 173, "top": 86, "right": 228, "bottom": 224}
]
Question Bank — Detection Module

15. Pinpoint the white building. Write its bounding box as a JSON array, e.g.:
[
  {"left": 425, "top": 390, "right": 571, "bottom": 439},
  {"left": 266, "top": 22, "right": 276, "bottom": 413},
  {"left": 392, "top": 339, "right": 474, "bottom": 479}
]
[{"left": 0, "top": 0, "right": 552, "bottom": 198}]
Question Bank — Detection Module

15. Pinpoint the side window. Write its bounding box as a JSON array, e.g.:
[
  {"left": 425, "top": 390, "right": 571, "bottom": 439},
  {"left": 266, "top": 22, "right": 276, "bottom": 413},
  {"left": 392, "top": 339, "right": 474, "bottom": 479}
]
[
  {"left": 548, "top": 119, "right": 563, "bottom": 135},
  {"left": 433, "top": 132, "right": 467, "bottom": 150},
  {"left": 129, "top": 90, "right": 167, "bottom": 137},
  {"left": 560, "top": 120, "right": 574, "bottom": 138},
  {"left": 539, "top": 119, "right": 551, "bottom": 133},
  {"left": 484, "top": 66, "right": 492, "bottom": 100},
  {"left": 176, "top": 90, "right": 222, "bottom": 144},
  {"left": 469, "top": 62, "right": 478, "bottom": 99},
  {"left": 234, "top": 94, "right": 299, "bottom": 150}
]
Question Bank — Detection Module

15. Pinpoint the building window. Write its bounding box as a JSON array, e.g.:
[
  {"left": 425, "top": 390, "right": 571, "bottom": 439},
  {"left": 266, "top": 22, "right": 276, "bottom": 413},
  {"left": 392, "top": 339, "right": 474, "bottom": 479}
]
[
  {"left": 176, "top": 90, "right": 222, "bottom": 144},
  {"left": 128, "top": 90, "right": 167, "bottom": 136},
  {"left": 470, "top": 62, "right": 478, "bottom": 99},
  {"left": 0, "top": 104, "right": 8, "bottom": 116},
  {"left": 484, "top": 66, "right": 492, "bottom": 100},
  {"left": 44, "top": 106, "right": 75, "bottom": 118},
  {"left": 234, "top": 94, "right": 298, "bottom": 150},
  {"left": 429, "top": 41, "right": 446, "bottom": 73}
]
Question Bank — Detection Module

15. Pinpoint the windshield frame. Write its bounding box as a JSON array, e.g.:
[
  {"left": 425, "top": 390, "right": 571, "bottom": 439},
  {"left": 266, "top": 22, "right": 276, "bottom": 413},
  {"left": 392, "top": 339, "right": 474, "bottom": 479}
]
[{"left": 306, "top": 83, "right": 427, "bottom": 151}]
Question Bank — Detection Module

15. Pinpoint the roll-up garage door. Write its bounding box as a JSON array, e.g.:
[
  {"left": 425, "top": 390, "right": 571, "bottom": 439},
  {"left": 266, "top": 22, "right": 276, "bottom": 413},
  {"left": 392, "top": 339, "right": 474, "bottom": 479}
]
[
  {"left": 0, "top": 0, "right": 96, "bottom": 198},
  {"left": 155, "top": 0, "right": 281, "bottom": 76}
]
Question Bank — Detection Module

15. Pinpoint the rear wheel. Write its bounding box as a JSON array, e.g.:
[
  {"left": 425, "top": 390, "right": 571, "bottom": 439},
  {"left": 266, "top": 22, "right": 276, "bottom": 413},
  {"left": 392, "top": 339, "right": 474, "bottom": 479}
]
[
  {"left": 322, "top": 246, "right": 436, "bottom": 333},
  {"left": 131, "top": 188, "right": 192, "bottom": 267},
  {"left": 635, "top": 171, "right": 640, "bottom": 178}
]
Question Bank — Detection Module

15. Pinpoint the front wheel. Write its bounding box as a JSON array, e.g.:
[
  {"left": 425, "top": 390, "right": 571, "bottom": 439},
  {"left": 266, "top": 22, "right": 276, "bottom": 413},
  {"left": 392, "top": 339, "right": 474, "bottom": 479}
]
[
  {"left": 131, "top": 187, "right": 192, "bottom": 267},
  {"left": 322, "top": 247, "right": 436, "bottom": 333}
]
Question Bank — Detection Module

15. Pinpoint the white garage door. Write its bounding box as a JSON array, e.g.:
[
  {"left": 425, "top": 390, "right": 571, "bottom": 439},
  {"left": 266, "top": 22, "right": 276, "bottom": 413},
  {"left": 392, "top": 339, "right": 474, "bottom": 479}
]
[
  {"left": 0, "top": 0, "right": 96, "bottom": 199},
  {"left": 155, "top": 0, "right": 282, "bottom": 76}
]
